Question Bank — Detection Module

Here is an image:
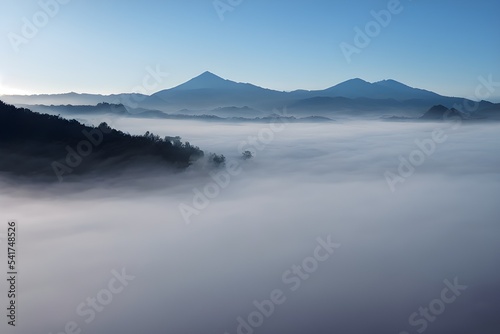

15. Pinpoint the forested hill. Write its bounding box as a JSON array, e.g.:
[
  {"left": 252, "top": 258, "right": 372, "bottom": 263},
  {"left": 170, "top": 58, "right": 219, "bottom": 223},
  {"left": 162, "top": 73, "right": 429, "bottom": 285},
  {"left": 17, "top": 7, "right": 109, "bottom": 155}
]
[{"left": 0, "top": 100, "right": 204, "bottom": 181}]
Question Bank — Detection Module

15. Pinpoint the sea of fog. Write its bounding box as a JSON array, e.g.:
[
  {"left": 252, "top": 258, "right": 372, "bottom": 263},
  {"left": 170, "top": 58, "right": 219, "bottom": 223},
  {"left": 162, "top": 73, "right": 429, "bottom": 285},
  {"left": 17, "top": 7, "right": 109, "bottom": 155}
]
[{"left": 1, "top": 118, "right": 500, "bottom": 334}]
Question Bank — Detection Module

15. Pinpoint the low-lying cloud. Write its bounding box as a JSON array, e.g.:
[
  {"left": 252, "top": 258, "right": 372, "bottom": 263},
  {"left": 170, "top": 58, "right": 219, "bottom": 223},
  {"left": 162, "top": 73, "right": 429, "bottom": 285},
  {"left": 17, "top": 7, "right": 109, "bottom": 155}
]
[{"left": 1, "top": 118, "right": 500, "bottom": 334}]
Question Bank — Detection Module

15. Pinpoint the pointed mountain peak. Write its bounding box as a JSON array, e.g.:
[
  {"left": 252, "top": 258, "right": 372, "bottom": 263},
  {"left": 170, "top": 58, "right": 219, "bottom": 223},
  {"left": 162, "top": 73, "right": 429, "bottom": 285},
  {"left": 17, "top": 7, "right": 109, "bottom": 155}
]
[
  {"left": 420, "top": 104, "right": 464, "bottom": 120},
  {"left": 196, "top": 71, "right": 224, "bottom": 79},
  {"left": 428, "top": 104, "right": 449, "bottom": 112},
  {"left": 331, "top": 78, "right": 371, "bottom": 87},
  {"left": 324, "top": 78, "right": 372, "bottom": 92},
  {"left": 345, "top": 78, "right": 370, "bottom": 84},
  {"left": 172, "top": 71, "right": 236, "bottom": 90}
]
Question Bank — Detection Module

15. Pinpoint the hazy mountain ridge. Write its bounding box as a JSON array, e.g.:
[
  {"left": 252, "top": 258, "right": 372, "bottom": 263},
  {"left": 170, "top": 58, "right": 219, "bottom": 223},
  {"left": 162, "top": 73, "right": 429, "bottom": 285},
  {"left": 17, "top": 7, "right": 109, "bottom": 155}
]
[
  {"left": 2, "top": 72, "right": 500, "bottom": 119},
  {"left": 24, "top": 103, "right": 334, "bottom": 123},
  {"left": 1, "top": 92, "right": 148, "bottom": 106},
  {"left": 25, "top": 102, "right": 129, "bottom": 116}
]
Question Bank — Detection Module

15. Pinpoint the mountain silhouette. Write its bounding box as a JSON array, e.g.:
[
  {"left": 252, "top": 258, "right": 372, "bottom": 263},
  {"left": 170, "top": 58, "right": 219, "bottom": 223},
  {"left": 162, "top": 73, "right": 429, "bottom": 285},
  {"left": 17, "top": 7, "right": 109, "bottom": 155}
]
[
  {"left": 170, "top": 71, "right": 249, "bottom": 90},
  {"left": 420, "top": 105, "right": 464, "bottom": 120},
  {"left": 2, "top": 72, "right": 499, "bottom": 118},
  {"left": 143, "top": 71, "right": 284, "bottom": 110}
]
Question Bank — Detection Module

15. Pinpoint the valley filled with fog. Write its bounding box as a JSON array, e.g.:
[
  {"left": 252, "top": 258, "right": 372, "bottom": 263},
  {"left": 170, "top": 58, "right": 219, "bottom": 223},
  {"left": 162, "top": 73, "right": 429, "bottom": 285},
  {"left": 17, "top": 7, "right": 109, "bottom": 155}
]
[{"left": 1, "top": 117, "right": 500, "bottom": 334}]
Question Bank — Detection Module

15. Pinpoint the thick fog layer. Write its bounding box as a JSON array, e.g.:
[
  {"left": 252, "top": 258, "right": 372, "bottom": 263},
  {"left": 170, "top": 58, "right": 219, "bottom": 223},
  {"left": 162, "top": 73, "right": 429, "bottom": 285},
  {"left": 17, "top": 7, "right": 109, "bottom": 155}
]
[{"left": 1, "top": 119, "right": 500, "bottom": 334}]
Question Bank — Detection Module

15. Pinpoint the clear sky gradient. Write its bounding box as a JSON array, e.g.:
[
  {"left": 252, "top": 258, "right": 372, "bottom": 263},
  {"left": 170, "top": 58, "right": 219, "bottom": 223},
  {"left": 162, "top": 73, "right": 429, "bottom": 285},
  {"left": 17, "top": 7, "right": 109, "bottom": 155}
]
[{"left": 1, "top": 0, "right": 499, "bottom": 101}]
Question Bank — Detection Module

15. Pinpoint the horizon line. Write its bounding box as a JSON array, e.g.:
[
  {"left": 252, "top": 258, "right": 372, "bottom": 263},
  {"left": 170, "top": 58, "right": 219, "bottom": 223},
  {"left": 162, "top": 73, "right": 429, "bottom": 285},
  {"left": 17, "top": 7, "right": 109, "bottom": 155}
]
[{"left": 0, "top": 72, "right": 428, "bottom": 97}]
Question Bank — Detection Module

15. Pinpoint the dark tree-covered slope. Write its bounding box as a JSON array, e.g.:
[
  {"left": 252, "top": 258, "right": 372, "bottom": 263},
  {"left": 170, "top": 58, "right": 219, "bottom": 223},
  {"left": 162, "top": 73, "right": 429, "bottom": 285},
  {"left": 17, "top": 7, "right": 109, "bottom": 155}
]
[{"left": 0, "top": 100, "right": 204, "bottom": 181}]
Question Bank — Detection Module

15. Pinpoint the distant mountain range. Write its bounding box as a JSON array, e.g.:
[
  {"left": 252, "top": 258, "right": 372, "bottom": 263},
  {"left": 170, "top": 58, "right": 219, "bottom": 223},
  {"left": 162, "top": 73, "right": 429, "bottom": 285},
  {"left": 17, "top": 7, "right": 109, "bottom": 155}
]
[
  {"left": 1, "top": 92, "right": 148, "bottom": 106},
  {"left": 2, "top": 71, "right": 499, "bottom": 119},
  {"left": 23, "top": 103, "right": 334, "bottom": 123}
]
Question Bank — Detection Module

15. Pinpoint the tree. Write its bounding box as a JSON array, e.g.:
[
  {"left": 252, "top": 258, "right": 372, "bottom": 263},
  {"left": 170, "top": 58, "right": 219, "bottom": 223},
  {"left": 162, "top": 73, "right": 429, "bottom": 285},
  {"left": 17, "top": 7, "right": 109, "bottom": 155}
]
[
  {"left": 209, "top": 153, "right": 226, "bottom": 166},
  {"left": 241, "top": 150, "right": 253, "bottom": 160}
]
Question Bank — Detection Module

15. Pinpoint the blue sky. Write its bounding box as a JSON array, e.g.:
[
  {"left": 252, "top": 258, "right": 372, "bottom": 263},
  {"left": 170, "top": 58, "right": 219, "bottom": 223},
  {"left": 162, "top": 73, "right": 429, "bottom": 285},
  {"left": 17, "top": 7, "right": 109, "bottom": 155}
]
[{"left": 0, "top": 0, "right": 499, "bottom": 101}]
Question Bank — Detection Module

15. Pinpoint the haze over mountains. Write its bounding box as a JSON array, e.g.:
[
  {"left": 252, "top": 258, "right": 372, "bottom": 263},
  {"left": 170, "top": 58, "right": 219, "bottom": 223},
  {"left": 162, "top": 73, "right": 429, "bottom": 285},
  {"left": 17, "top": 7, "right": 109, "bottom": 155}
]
[{"left": 2, "top": 72, "right": 499, "bottom": 119}]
